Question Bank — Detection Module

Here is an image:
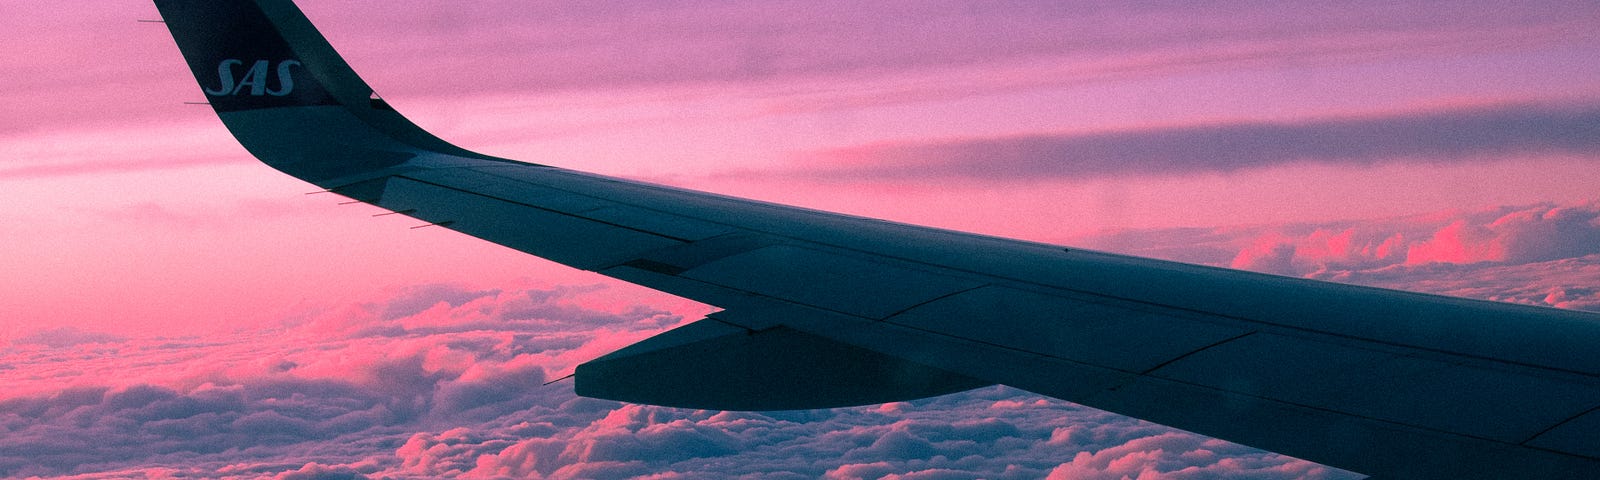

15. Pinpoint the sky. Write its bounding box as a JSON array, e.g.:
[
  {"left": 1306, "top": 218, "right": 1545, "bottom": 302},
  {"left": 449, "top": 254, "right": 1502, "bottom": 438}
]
[{"left": 2, "top": 0, "right": 1599, "bottom": 478}]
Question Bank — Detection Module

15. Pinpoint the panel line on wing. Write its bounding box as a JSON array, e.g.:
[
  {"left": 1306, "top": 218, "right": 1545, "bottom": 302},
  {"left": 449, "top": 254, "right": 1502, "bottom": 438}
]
[
  {"left": 874, "top": 284, "right": 990, "bottom": 321},
  {"left": 390, "top": 174, "right": 697, "bottom": 243},
  {"left": 1521, "top": 403, "right": 1600, "bottom": 446},
  {"left": 680, "top": 245, "right": 987, "bottom": 320},
  {"left": 1136, "top": 331, "right": 1257, "bottom": 375},
  {"left": 612, "top": 232, "right": 776, "bottom": 275}
]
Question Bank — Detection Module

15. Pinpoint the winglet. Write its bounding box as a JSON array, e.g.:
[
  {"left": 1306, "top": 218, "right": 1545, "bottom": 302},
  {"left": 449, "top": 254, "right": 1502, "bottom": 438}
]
[
  {"left": 154, "top": 1, "right": 344, "bottom": 112},
  {"left": 152, "top": 0, "right": 498, "bottom": 184}
]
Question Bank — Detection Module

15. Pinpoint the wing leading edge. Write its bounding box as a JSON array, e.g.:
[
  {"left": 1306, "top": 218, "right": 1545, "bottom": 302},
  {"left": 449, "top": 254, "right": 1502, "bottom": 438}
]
[{"left": 152, "top": 1, "right": 1600, "bottom": 478}]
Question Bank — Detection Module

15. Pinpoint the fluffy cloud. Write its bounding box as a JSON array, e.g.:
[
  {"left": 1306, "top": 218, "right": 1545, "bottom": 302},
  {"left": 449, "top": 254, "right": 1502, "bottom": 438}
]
[
  {"left": 12, "top": 202, "right": 1595, "bottom": 479},
  {"left": 1404, "top": 204, "right": 1600, "bottom": 265},
  {"left": 0, "top": 281, "right": 1357, "bottom": 479},
  {"left": 0, "top": 381, "right": 397, "bottom": 477},
  {"left": 1074, "top": 200, "right": 1600, "bottom": 311},
  {"left": 440, "top": 390, "right": 1342, "bottom": 480},
  {"left": 0, "top": 284, "right": 668, "bottom": 478},
  {"left": 1043, "top": 433, "right": 1338, "bottom": 480},
  {"left": 1227, "top": 202, "right": 1600, "bottom": 279},
  {"left": 5, "top": 201, "right": 1596, "bottom": 478}
]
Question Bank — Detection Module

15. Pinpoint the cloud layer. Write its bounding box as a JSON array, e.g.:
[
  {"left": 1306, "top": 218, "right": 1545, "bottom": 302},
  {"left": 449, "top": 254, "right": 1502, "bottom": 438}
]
[
  {"left": 7, "top": 201, "right": 1598, "bottom": 478},
  {"left": 0, "top": 282, "right": 1355, "bottom": 479},
  {"left": 9, "top": 200, "right": 1600, "bottom": 476}
]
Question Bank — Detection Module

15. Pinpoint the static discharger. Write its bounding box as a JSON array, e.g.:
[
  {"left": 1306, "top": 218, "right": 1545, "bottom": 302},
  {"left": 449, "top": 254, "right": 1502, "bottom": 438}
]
[
  {"left": 542, "top": 373, "right": 576, "bottom": 386},
  {"left": 409, "top": 221, "right": 455, "bottom": 229}
]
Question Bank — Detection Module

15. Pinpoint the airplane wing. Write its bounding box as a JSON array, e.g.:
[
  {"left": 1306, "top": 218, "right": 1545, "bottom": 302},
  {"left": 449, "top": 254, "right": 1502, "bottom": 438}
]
[{"left": 151, "top": 1, "right": 1600, "bottom": 478}]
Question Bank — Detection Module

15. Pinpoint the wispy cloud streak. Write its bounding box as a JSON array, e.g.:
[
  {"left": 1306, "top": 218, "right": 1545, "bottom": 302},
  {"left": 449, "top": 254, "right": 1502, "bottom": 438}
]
[
  {"left": 0, "top": 157, "right": 244, "bottom": 180},
  {"left": 814, "top": 103, "right": 1600, "bottom": 181}
]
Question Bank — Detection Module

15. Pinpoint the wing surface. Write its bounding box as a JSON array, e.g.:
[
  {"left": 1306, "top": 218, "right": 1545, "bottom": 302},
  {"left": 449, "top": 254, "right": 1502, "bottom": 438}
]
[{"left": 152, "top": 1, "right": 1600, "bottom": 478}]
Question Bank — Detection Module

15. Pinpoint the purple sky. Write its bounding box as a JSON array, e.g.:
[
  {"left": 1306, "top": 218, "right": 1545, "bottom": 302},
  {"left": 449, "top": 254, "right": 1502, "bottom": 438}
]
[{"left": 2, "top": 0, "right": 1599, "bottom": 477}]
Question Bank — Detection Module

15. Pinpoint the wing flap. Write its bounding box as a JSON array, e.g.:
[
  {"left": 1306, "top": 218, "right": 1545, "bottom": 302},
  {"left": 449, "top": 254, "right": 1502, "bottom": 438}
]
[
  {"left": 714, "top": 304, "right": 1142, "bottom": 403},
  {"left": 575, "top": 318, "right": 990, "bottom": 410}
]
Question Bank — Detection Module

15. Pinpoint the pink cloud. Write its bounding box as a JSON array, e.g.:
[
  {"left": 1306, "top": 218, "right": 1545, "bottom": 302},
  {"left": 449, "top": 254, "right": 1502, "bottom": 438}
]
[
  {"left": 1397, "top": 203, "right": 1600, "bottom": 267},
  {"left": 827, "top": 461, "right": 898, "bottom": 480},
  {"left": 12, "top": 327, "right": 125, "bottom": 348},
  {"left": 1543, "top": 287, "right": 1600, "bottom": 311},
  {"left": 1228, "top": 226, "right": 1415, "bottom": 276},
  {"left": 1219, "top": 201, "right": 1600, "bottom": 278},
  {"left": 0, "top": 157, "right": 243, "bottom": 180},
  {"left": 1043, "top": 433, "right": 1337, "bottom": 480},
  {"left": 273, "top": 462, "right": 377, "bottom": 480},
  {"left": 1405, "top": 219, "right": 1503, "bottom": 264},
  {"left": 1067, "top": 201, "right": 1600, "bottom": 314}
]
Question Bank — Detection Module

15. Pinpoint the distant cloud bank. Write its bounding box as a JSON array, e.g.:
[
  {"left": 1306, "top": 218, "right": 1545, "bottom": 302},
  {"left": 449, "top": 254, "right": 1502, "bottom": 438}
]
[
  {"left": 1075, "top": 200, "right": 1600, "bottom": 312},
  {"left": 1227, "top": 202, "right": 1600, "bottom": 277}
]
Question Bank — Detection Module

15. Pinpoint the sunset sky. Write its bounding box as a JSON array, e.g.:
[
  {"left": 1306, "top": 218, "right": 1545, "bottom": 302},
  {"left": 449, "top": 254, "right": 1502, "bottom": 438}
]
[{"left": 3, "top": 1, "right": 1599, "bottom": 478}]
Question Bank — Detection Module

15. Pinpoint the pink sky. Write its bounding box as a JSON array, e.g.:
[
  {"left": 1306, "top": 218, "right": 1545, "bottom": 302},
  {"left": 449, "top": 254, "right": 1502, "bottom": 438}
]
[
  {"left": 3, "top": 0, "right": 1598, "bottom": 338},
  {"left": 2, "top": 1, "right": 1599, "bottom": 477}
]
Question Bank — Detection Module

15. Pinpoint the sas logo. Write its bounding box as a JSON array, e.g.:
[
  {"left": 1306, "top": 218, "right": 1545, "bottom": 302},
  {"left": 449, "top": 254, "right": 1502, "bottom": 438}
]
[{"left": 204, "top": 59, "right": 302, "bottom": 97}]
